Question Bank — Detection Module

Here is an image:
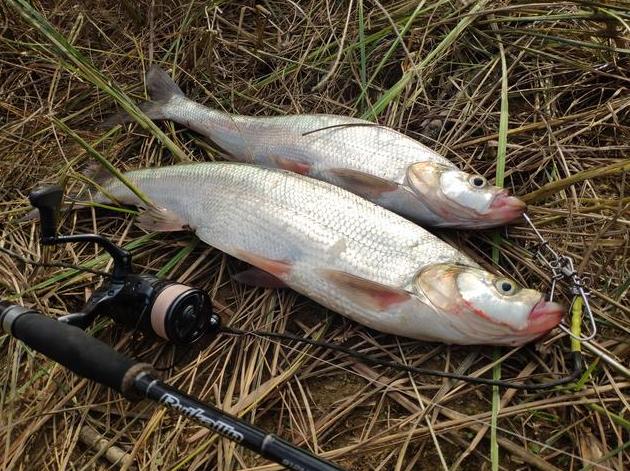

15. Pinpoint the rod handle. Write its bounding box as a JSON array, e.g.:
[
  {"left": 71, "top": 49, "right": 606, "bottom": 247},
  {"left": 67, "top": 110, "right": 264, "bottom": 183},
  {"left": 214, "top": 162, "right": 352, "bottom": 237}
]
[{"left": 1, "top": 304, "right": 151, "bottom": 395}]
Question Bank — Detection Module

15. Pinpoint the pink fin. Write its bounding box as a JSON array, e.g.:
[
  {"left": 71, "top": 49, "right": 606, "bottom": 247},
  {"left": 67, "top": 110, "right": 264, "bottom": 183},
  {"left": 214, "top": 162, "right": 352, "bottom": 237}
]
[
  {"left": 233, "top": 268, "right": 287, "bottom": 288},
  {"left": 321, "top": 269, "right": 410, "bottom": 311},
  {"left": 270, "top": 156, "right": 311, "bottom": 175},
  {"left": 137, "top": 206, "right": 189, "bottom": 232},
  {"left": 328, "top": 168, "right": 399, "bottom": 199},
  {"left": 233, "top": 250, "right": 292, "bottom": 279}
]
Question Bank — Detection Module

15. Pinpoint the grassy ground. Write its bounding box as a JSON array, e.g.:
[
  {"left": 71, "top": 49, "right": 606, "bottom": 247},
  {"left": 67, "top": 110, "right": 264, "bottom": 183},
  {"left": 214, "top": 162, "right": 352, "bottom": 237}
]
[{"left": 1, "top": 1, "right": 628, "bottom": 470}]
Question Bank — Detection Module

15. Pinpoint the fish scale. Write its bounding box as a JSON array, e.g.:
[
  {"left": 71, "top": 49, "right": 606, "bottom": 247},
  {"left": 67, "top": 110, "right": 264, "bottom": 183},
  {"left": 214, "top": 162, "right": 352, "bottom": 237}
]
[
  {"left": 232, "top": 114, "right": 450, "bottom": 180},
  {"left": 98, "top": 163, "right": 484, "bottom": 336},
  {"left": 179, "top": 108, "right": 450, "bottom": 181}
]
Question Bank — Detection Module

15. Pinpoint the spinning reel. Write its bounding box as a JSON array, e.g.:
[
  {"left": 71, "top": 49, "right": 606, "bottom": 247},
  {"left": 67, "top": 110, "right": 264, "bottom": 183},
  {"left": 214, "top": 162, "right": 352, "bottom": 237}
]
[{"left": 29, "top": 185, "right": 220, "bottom": 345}]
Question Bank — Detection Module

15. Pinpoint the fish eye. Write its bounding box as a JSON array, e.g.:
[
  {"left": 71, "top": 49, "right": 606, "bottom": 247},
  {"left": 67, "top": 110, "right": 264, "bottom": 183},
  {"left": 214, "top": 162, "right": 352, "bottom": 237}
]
[
  {"left": 495, "top": 278, "right": 517, "bottom": 296},
  {"left": 469, "top": 175, "right": 487, "bottom": 188}
]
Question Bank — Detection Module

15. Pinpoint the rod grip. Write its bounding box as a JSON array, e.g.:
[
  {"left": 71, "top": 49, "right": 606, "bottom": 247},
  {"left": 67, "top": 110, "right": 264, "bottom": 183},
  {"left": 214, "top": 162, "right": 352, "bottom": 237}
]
[{"left": 2, "top": 305, "right": 149, "bottom": 395}]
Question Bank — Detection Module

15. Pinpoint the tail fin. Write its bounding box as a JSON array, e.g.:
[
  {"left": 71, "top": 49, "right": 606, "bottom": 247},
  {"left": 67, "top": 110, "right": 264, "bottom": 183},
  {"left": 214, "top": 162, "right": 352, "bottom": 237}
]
[
  {"left": 145, "top": 65, "right": 185, "bottom": 102},
  {"left": 102, "top": 65, "right": 185, "bottom": 126}
]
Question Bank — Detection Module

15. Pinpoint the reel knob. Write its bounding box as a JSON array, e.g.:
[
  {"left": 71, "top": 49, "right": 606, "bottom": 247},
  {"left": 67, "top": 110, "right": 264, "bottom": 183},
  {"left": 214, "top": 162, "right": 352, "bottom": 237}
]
[{"left": 29, "top": 185, "right": 63, "bottom": 241}]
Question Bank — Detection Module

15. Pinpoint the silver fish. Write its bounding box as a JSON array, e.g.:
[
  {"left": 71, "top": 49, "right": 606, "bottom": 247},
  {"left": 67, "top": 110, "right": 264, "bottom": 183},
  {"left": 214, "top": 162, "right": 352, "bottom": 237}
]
[
  {"left": 96, "top": 162, "right": 561, "bottom": 345},
  {"left": 121, "top": 66, "right": 526, "bottom": 229}
]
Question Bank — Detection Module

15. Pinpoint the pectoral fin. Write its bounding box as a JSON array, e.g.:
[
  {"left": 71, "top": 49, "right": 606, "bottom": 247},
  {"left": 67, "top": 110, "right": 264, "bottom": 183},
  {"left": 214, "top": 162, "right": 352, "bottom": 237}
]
[
  {"left": 137, "top": 206, "right": 189, "bottom": 232},
  {"left": 321, "top": 269, "right": 411, "bottom": 311},
  {"left": 269, "top": 156, "right": 311, "bottom": 175},
  {"left": 328, "top": 168, "right": 399, "bottom": 199},
  {"left": 233, "top": 250, "right": 292, "bottom": 279},
  {"left": 233, "top": 267, "right": 287, "bottom": 288}
]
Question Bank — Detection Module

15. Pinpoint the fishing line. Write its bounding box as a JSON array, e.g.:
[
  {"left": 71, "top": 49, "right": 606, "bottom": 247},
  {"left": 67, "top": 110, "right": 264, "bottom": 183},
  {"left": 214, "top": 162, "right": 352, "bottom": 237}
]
[
  {"left": 221, "top": 326, "right": 584, "bottom": 390},
  {"left": 301, "top": 122, "right": 383, "bottom": 137}
]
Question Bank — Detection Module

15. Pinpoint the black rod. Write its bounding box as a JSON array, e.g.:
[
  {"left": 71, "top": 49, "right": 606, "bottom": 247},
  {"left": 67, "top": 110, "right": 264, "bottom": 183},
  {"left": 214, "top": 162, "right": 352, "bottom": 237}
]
[{"left": 135, "top": 373, "right": 342, "bottom": 471}]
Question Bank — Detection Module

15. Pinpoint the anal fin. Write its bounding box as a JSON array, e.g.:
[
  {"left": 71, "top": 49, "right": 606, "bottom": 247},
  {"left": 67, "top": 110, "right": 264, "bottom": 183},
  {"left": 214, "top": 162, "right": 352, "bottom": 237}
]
[
  {"left": 137, "top": 206, "right": 189, "bottom": 232},
  {"left": 328, "top": 168, "right": 399, "bottom": 199},
  {"left": 321, "top": 269, "right": 410, "bottom": 311}
]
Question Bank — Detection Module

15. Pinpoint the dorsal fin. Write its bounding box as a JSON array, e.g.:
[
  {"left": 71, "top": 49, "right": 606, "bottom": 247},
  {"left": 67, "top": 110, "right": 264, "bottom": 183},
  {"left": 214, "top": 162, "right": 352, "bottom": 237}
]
[{"left": 146, "top": 65, "right": 185, "bottom": 101}]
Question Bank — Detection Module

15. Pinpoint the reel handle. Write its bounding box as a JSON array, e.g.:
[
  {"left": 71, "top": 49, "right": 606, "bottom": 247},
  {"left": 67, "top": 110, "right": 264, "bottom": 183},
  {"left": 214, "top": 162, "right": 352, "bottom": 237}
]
[
  {"left": 26, "top": 185, "right": 218, "bottom": 346},
  {"left": 28, "top": 184, "right": 133, "bottom": 280}
]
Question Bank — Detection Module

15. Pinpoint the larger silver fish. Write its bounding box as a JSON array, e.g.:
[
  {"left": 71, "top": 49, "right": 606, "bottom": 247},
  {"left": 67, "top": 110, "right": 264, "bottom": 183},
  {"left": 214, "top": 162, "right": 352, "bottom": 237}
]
[
  {"left": 120, "top": 66, "right": 526, "bottom": 229},
  {"left": 96, "top": 162, "right": 561, "bottom": 345}
]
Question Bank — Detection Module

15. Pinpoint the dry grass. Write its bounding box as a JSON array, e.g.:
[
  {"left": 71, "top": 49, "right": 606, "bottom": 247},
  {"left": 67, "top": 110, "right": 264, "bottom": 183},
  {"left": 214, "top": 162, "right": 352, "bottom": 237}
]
[{"left": 1, "top": 1, "right": 629, "bottom": 470}]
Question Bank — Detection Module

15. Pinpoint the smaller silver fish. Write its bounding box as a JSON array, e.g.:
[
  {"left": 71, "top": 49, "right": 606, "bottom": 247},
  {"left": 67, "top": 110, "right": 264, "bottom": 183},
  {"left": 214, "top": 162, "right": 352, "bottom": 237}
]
[{"left": 114, "top": 66, "right": 526, "bottom": 229}]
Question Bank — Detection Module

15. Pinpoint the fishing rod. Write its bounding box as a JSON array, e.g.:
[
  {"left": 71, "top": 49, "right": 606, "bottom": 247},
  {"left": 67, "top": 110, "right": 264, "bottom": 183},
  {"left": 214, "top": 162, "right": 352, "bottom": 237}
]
[
  {"left": 0, "top": 301, "right": 341, "bottom": 471},
  {"left": 1, "top": 185, "right": 342, "bottom": 471}
]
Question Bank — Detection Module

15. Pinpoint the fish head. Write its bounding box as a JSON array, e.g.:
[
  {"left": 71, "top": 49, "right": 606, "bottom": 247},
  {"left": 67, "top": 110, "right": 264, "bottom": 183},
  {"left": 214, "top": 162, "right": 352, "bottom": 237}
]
[
  {"left": 406, "top": 162, "right": 526, "bottom": 228},
  {"left": 415, "top": 264, "right": 563, "bottom": 345}
]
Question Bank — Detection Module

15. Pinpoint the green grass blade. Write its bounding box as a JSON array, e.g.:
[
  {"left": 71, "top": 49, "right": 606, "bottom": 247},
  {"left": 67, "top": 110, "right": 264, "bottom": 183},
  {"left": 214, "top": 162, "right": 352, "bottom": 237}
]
[
  {"left": 495, "top": 44, "right": 509, "bottom": 188},
  {"left": 489, "top": 22, "right": 508, "bottom": 469},
  {"left": 523, "top": 159, "right": 630, "bottom": 203},
  {"left": 491, "top": 348, "right": 501, "bottom": 471},
  {"left": 51, "top": 118, "right": 153, "bottom": 207},
  {"left": 357, "top": 0, "right": 367, "bottom": 110},
  {"left": 598, "top": 7, "right": 630, "bottom": 34},
  {"left": 355, "top": 0, "right": 431, "bottom": 110},
  {"left": 579, "top": 440, "right": 630, "bottom": 471},
  {"left": 250, "top": 10, "right": 424, "bottom": 96},
  {"left": 7, "top": 0, "right": 190, "bottom": 163},
  {"left": 362, "top": 0, "right": 491, "bottom": 120},
  {"left": 491, "top": 16, "right": 509, "bottom": 263},
  {"left": 156, "top": 238, "right": 199, "bottom": 279},
  {"left": 499, "top": 27, "right": 630, "bottom": 53}
]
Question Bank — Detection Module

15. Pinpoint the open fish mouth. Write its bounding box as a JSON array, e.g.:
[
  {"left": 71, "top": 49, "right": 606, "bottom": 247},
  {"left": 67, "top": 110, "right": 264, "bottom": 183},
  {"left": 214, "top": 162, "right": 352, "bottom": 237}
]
[
  {"left": 525, "top": 299, "right": 564, "bottom": 334},
  {"left": 488, "top": 190, "right": 527, "bottom": 222}
]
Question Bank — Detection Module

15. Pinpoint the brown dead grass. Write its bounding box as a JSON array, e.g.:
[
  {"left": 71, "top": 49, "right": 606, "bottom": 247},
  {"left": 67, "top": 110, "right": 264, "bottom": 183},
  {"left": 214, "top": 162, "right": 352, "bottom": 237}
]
[{"left": 1, "top": 1, "right": 628, "bottom": 470}]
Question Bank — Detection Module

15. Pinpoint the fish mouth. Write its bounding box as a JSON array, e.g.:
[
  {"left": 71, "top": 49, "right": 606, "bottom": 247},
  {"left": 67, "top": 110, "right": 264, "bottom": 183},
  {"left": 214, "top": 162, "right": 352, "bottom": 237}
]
[
  {"left": 487, "top": 190, "right": 527, "bottom": 222},
  {"left": 407, "top": 164, "right": 526, "bottom": 227},
  {"left": 525, "top": 299, "right": 564, "bottom": 334}
]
